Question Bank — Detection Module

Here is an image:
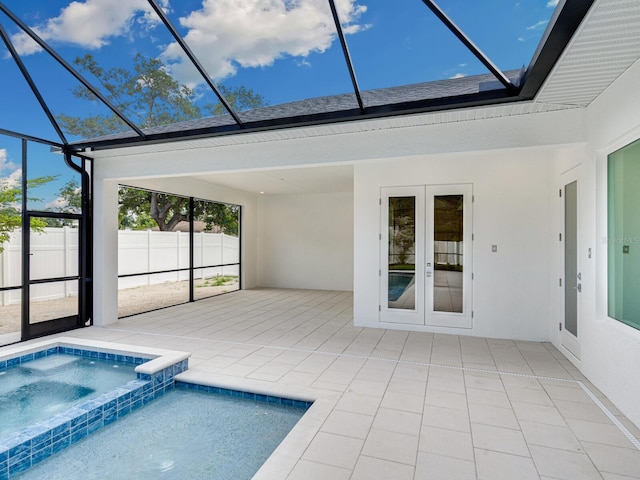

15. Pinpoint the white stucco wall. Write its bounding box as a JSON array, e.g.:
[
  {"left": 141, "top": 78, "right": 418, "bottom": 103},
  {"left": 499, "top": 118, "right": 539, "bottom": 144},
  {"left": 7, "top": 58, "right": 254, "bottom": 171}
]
[
  {"left": 257, "top": 192, "right": 353, "bottom": 291},
  {"left": 354, "top": 148, "right": 556, "bottom": 341},
  {"left": 565, "top": 57, "right": 640, "bottom": 428}
]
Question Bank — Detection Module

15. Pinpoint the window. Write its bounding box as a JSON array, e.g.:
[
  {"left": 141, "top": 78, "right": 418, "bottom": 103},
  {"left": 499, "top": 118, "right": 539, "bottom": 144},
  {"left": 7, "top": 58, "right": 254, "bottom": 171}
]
[{"left": 608, "top": 138, "right": 640, "bottom": 330}]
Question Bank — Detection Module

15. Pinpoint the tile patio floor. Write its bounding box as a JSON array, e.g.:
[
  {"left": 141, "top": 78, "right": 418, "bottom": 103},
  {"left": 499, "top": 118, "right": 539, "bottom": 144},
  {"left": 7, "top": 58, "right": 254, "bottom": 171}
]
[{"left": 34, "top": 289, "right": 640, "bottom": 479}]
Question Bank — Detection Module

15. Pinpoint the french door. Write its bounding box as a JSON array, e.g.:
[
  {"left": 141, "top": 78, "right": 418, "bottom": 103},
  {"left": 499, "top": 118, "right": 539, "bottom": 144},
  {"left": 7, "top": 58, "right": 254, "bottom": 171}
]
[{"left": 380, "top": 184, "right": 473, "bottom": 328}]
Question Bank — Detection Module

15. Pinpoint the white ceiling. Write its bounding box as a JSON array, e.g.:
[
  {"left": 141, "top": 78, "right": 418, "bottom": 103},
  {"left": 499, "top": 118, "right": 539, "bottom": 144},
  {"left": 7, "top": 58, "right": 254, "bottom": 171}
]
[{"left": 197, "top": 164, "right": 354, "bottom": 195}]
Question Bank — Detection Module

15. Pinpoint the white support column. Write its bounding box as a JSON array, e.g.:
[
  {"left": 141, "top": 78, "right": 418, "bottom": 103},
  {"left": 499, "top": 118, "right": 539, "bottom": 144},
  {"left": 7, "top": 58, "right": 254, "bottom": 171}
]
[
  {"left": 147, "top": 229, "right": 152, "bottom": 286},
  {"left": 93, "top": 180, "right": 120, "bottom": 326}
]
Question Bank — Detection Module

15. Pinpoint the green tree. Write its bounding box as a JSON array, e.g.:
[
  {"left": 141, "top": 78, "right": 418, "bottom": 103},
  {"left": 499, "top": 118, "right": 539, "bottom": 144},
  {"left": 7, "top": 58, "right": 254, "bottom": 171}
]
[
  {"left": 57, "top": 53, "right": 267, "bottom": 138},
  {"left": 118, "top": 186, "right": 239, "bottom": 234},
  {"left": 57, "top": 53, "right": 262, "bottom": 232},
  {"left": 0, "top": 176, "right": 56, "bottom": 252},
  {"left": 57, "top": 53, "right": 201, "bottom": 137},
  {"left": 206, "top": 85, "right": 266, "bottom": 117},
  {"left": 119, "top": 187, "right": 189, "bottom": 232}
]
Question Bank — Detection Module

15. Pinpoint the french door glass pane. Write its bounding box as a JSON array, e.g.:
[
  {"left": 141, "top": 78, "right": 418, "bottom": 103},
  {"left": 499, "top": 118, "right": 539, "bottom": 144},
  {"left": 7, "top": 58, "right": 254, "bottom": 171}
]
[
  {"left": 433, "top": 195, "right": 463, "bottom": 313},
  {"left": 388, "top": 197, "right": 416, "bottom": 310},
  {"left": 564, "top": 181, "right": 578, "bottom": 336}
]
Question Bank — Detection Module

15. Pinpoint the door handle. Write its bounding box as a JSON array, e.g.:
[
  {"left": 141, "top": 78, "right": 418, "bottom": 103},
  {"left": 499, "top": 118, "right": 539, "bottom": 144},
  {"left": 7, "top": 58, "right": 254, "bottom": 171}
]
[{"left": 575, "top": 283, "right": 581, "bottom": 292}]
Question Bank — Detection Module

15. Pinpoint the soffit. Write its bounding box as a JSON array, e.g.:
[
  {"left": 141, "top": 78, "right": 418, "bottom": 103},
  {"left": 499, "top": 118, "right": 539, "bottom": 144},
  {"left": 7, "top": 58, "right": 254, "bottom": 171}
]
[
  {"left": 87, "top": 100, "right": 577, "bottom": 160},
  {"left": 536, "top": 0, "right": 640, "bottom": 107}
]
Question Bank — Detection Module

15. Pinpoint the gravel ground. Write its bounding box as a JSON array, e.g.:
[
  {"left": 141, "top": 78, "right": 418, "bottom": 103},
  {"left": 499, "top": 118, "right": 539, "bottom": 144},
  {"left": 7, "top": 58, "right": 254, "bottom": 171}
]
[{"left": 0, "top": 279, "right": 239, "bottom": 335}]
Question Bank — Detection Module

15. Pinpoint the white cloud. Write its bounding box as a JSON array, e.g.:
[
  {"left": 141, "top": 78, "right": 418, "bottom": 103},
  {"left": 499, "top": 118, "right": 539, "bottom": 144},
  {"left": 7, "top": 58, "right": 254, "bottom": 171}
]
[
  {"left": 527, "top": 20, "right": 548, "bottom": 31},
  {"left": 11, "top": 0, "right": 169, "bottom": 55},
  {"left": 0, "top": 168, "right": 22, "bottom": 189},
  {"left": 161, "top": 0, "right": 368, "bottom": 83},
  {"left": 547, "top": 0, "right": 559, "bottom": 7},
  {"left": 45, "top": 197, "right": 68, "bottom": 210},
  {"left": 0, "top": 149, "right": 17, "bottom": 173},
  {"left": 11, "top": 0, "right": 368, "bottom": 86},
  {"left": 450, "top": 73, "right": 467, "bottom": 79},
  {"left": 518, "top": 36, "right": 526, "bottom": 42}
]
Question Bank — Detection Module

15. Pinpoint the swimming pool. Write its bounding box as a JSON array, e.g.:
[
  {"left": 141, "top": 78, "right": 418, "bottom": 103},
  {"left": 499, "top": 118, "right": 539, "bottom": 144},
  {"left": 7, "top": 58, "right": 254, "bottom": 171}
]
[
  {"left": 18, "top": 384, "right": 310, "bottom": 479},
  {"left": 0, "top": 339, "right": 190, "bottom": 478},
  {"left": 388, "top": 271, "right": 415, "bottom": 301},
  {"left": 0, "top": 338, "right": 314, "bottom": 479}
]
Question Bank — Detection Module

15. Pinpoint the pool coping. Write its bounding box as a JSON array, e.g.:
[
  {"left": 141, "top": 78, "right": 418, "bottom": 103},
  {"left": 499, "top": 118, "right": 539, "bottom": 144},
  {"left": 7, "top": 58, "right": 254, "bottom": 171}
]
[{"left": 0, "top": 337, "right": 191, "bottom": 479}]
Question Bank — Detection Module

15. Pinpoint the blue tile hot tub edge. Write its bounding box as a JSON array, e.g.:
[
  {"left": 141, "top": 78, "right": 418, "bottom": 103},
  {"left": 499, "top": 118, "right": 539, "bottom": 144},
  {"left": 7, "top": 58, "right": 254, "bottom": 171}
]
[
  {"left": 174, "top": 381, "right": 313, "bottom": 409},
  {"left": 0, "top": 354, "right": 187, "bottom": 478}
]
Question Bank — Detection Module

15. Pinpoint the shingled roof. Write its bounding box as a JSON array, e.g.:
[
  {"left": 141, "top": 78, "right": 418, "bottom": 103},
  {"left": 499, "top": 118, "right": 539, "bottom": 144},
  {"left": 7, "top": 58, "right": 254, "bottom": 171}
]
[{"left": 79, "top": 69, "right": 523, "bottom": 148}]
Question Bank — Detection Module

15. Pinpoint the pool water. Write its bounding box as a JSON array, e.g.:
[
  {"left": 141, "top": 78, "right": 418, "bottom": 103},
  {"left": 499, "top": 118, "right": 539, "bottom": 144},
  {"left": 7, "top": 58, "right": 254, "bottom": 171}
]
[
  {"left": 18, "top": 387, "right": 308, "bottom": 480},
  {"left": 388, "top": 272, "right": 415, "bottom": 301},
  {"left": 0, "top": 353, "right": 137, "bottom": 438}
]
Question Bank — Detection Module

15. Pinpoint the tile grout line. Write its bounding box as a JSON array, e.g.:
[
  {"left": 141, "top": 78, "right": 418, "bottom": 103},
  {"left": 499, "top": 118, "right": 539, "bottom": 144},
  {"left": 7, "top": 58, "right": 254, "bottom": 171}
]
[
  {"left": 105, "top": 327, "right": 640, "bottom": 450},
  {"left": 576, "top": 381, "right": 640, "bottom": 451}
]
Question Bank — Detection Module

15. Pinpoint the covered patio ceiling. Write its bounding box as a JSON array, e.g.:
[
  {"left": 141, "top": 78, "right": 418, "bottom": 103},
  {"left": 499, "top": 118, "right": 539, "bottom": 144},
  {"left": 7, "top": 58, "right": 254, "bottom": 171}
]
[{"left": 0, "top": 0, "right": 601, "bottom": 153}]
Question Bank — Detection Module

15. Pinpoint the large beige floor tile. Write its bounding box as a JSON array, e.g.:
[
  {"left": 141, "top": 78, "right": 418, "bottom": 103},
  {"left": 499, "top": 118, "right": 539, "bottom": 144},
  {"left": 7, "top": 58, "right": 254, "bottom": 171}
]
[
  {"left": 471, "top": 423, "right": 530, "bottom": 457},
  {"left": 530, "top": 444, "right": 602, "bottom": 480},
  {"left": 286, "top": 459, "right": 351, "bottom": 480},
  {"left": 419, "top": 425, "right": 474, "bottom": 461},
  {"left": 301, "top": 432, "right": 364, "bottom": 470},
  {"left": 361, "top": 428, "right": 419, "bottom": 466},
  {"left": 475, "top": 449, "right": 540, "bottom": 480},
  {"left": 415, "top": 452, "right": 476, "bottom": 480},
  {"left": 422, "top": 404, "right": 471, "bottom": 432},
  {"left": 350, "top": 456, "right": 414, "bottom": 480}
]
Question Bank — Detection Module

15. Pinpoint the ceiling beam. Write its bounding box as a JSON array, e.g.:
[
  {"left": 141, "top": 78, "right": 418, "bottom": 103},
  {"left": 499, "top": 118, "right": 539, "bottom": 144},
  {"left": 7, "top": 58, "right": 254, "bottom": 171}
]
[
  {"left": 0, "top": 2, "right": 146, "bottom": 139},
  {"left": 328, "top": 0, "right": 365, "bottom": 114},
  {"left": 519, "top": 0, "right": 596, "bottom": 99},
  {"left": 0, "top": 22, "right": 68, "bottom": 145},
  {"left": 420, "top": 0, "right": 516, "bottom": 92}
]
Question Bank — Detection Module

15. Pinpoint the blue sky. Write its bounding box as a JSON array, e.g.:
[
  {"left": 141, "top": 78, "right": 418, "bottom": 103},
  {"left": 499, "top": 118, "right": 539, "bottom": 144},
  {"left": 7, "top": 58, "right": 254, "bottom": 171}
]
[{"left": 0, "top": 0, "right": 558, "bottom": 208}]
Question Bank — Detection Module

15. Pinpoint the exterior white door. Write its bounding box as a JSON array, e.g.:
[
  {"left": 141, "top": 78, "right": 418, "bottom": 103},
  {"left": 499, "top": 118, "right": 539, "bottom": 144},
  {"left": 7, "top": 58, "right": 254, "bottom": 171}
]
[
  {"left": 561, "top": 168, "right": 581, "bottom": 358},
  {"left": 380, "top": 184, "right": 473, "bottom": 328}
]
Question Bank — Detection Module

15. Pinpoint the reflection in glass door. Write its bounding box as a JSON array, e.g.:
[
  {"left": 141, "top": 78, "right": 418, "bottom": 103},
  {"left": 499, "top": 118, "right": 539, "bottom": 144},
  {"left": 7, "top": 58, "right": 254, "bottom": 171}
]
[
  {"left": 380, "top": 187, "right": 425, "bottom": 324},
  {"left": 425, "top": 185, "right": 473, "bottom": 328}
]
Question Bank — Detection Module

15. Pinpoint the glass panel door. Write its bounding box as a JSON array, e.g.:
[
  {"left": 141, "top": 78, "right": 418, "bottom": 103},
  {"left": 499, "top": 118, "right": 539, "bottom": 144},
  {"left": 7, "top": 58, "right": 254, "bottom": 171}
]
[
  {"left": 425, "top": 185, "right": 473, "bottom": 328},
  {"left": 561, "top": 168, "right": 580, "bottom": 359},
  {"left": 26, "top": 215, "right": 82, "bottom": 338},
  {"left": 380, "top": 186, "right": 425, "bottom": 325}
]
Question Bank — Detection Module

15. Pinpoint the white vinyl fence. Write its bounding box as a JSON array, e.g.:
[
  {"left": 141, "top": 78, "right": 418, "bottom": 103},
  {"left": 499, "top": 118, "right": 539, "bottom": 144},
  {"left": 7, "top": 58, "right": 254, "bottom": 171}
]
[{"left": 0, "top": 228, "right": 239, "bottom": 306}]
